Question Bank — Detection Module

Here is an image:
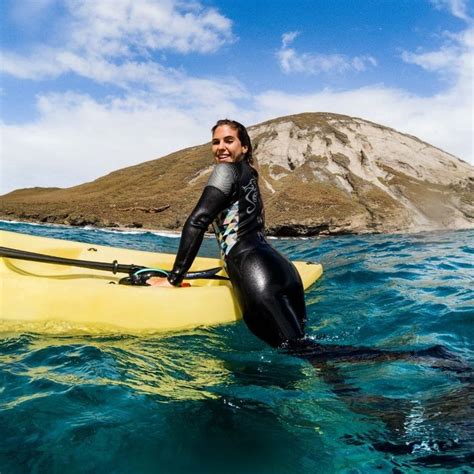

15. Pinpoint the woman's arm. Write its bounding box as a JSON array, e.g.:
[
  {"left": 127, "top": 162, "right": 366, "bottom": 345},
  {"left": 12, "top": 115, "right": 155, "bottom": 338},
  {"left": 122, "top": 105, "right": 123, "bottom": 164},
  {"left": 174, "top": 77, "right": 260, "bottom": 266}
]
[
  {"left": 166, "top": 186, "right": 230, "bottom": 285},
  {"left": 165, "top": 164, "right": 237, "bottom": 286}
]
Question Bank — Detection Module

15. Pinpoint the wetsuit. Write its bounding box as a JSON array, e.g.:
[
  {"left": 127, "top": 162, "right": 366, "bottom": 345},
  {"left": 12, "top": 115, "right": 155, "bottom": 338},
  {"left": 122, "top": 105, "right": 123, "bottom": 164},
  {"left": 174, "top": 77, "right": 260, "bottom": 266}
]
[{"left": 167, "top": 160, "right": 306, "bottom": 347}]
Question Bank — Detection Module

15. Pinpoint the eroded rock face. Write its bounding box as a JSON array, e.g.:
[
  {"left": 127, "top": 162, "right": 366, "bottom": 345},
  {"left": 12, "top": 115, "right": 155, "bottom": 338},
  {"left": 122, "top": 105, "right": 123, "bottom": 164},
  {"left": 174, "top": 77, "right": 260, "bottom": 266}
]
[
  {"left": 1, "top": 112, "right": 473, "bottom": 236},
  {"left": 250, "top": 113, "right": 473, "bottom": 235}
]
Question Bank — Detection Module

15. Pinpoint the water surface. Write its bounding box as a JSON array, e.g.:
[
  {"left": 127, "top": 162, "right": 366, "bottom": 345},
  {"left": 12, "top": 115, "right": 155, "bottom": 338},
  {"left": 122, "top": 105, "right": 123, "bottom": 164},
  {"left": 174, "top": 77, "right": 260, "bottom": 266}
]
[{"left": 1, "top": 221, "right": 472, "bottom": 473}]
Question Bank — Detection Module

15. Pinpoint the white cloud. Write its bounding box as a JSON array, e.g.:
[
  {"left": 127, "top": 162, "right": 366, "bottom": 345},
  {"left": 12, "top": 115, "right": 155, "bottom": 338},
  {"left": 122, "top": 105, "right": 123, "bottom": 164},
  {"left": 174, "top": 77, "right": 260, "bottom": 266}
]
[
  {"left": 2, "top": 49, "right": 247, "bottom": 109},
  {"left": 258, "top": 24, "right": 473, "bottom": 165},
  {"left": 68, "top": 0, "right": 234, "bottom": 56},
  {"left": 0, "top": 0, "right": 241, "bottom": 194},
  {"left": 277, "top": 32, "right": 377, "bottom": 75},
  {"left": 1, "top": 0, "right": 240, "bottom": 117},
  {"left": 401, "top": 27, "right": 473, "bottom": 82},
  {"left": 281, "top": 31, "right": 300, "bottom": 49},
  {"left": 1, "top": 91, "right": 246, "bottom": 194},
  {"left": 430, "top": 0, "right": 473, "bottom": 21},
  {"left": 1, "top": 0, "right": 234, "bottom": 83}
]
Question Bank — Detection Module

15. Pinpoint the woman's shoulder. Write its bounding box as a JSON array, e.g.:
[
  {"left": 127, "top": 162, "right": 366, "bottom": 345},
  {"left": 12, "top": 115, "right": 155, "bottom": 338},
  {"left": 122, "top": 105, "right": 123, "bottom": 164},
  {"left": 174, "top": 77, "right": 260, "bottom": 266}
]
[{"left": 207, "top": 163, "right": 239, "bottom": 191}]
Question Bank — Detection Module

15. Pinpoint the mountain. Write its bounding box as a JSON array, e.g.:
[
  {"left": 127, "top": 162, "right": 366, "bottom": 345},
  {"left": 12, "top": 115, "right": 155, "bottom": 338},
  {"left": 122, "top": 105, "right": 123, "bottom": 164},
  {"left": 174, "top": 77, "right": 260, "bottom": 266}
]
[{"left": 1, "top": 112, "right": 473, "bottom": 236}]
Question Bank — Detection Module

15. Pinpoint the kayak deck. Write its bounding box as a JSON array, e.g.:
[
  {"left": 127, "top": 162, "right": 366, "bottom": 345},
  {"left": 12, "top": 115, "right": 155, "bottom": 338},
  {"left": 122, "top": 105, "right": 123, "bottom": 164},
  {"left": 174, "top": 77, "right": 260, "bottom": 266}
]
[{"left": 0, "top": 230, "right": 323, "bottom": 335}]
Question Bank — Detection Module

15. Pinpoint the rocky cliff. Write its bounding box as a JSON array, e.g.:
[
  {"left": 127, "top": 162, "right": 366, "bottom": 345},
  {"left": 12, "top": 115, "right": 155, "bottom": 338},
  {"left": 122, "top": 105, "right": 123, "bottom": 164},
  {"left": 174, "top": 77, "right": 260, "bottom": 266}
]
[{"left": 1, "top": 112, "right": 473, "bottom": 235}]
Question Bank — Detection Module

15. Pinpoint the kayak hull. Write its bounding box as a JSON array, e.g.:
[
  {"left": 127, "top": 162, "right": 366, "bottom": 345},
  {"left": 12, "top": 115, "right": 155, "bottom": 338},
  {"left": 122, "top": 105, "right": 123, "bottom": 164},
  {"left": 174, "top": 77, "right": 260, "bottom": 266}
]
[{"left": 0, "top": 230, "right": 323, "bottom": 335}]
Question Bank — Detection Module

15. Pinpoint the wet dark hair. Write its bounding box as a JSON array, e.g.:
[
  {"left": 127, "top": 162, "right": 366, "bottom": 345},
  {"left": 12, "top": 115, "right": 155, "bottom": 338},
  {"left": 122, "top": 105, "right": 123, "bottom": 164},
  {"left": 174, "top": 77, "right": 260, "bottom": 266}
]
[{"left": 211, "top": 119, "right": 255, "bottom": 166}]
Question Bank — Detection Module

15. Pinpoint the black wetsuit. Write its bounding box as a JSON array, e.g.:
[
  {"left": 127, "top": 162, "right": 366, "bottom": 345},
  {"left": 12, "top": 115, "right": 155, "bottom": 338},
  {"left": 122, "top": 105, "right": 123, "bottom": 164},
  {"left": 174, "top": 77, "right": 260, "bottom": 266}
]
[{"left": 167, "top": 160, "right": 306, "bottom": 347}]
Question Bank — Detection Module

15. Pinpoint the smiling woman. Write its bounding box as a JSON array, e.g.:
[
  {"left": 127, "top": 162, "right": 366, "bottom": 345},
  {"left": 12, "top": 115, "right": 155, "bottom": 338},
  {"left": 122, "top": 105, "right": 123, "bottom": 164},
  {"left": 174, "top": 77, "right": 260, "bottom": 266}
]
[
  {"left": 212, "top": 124, "right": 248, "bottom": 163},
  {"left": 148, "top": 119, "right": 312, "bottom": 347}
]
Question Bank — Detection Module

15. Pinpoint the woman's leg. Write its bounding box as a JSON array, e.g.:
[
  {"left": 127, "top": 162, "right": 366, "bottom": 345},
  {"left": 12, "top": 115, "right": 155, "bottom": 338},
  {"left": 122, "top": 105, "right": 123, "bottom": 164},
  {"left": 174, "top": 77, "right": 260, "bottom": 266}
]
[{"left": 227, "top": 244, "right": 307, "bottom": 347}]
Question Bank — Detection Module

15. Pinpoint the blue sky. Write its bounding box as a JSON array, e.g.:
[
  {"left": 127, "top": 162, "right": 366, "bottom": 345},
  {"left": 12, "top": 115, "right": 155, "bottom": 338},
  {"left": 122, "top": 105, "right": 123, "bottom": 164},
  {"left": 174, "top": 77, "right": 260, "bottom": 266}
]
[{"left": 1, "top": 0, "right": 473, "bottom": 193}]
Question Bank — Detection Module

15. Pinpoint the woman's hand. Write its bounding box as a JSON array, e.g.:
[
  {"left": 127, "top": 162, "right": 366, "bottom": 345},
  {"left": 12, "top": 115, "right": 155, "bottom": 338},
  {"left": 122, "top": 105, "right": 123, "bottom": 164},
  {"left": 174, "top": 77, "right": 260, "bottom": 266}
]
[
  {"left": 147, "top": 277, "right": 174, "bottom": 287},
  {"left": 146, "top": 277, "right": 191, "bottom": 288}
]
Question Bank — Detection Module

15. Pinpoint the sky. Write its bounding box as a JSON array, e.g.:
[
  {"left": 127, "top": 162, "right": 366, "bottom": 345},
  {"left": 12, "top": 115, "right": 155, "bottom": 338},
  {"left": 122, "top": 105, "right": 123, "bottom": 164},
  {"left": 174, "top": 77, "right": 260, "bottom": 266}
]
[{"left": 1, "top": 0, "right": 473, "bottom": 194}]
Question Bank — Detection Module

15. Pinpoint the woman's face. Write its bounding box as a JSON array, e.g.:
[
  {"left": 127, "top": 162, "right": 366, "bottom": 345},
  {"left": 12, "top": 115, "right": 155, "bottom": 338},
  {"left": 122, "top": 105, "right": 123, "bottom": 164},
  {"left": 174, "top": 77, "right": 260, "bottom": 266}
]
[{"left": 212, "top": 125, "right": 248, "bottom": 164}]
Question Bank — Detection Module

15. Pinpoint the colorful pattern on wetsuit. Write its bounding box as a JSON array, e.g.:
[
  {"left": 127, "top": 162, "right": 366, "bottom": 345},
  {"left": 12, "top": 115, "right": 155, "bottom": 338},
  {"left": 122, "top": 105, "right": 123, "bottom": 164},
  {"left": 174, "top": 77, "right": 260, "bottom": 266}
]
[{"left": 212, "top": 200, "right": 239, "bottom": 260}]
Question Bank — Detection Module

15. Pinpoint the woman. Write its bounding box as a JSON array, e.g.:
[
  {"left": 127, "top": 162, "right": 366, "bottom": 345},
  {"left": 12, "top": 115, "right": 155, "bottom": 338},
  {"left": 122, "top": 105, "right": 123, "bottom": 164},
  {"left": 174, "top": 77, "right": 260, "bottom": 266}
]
[
  {"left": 148, "top": 120, "right": 469, "bottom": 374},
  {"left": 149, "top": 119, "right": 307, "bottom": 348}
]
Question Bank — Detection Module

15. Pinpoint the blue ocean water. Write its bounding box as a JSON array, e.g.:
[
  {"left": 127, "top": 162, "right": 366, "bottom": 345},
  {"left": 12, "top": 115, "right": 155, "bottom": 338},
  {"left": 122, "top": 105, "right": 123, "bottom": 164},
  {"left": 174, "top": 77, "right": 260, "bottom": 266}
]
[{"left": 0, "top": 220, "right": 473, "bottom": 473}]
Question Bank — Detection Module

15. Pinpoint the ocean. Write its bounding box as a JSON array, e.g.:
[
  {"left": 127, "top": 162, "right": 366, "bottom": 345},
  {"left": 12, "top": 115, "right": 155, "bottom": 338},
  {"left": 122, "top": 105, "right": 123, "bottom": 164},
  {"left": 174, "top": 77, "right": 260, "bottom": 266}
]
[{"left": 0, "top": 220, "right": 473, "bottom": 473}]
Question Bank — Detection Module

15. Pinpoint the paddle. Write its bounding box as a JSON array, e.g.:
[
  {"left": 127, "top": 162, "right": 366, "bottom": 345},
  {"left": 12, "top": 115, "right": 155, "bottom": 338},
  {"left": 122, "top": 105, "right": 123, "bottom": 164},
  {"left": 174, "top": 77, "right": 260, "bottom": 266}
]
[{"left": 0, "top": 246, "right": 229, "bottom": 282}]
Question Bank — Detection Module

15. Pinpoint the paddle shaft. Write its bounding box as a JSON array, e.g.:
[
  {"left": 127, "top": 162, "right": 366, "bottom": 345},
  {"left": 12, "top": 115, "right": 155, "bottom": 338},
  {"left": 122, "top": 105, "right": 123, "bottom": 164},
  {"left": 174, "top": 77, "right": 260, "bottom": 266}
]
[{"left": 0, "top": 246, "right": 228, "bottom": 280}]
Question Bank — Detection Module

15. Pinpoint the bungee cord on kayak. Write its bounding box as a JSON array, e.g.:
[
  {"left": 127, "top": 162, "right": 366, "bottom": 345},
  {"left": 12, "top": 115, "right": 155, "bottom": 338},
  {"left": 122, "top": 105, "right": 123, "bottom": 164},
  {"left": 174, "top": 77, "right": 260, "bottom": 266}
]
[{"left": 0, "top": 245, "right": 227, "bottom": 283}]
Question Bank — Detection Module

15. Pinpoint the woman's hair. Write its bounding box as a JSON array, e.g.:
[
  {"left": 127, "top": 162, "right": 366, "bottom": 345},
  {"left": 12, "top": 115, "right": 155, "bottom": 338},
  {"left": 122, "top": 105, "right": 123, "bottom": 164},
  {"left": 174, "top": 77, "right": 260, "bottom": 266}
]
[{"left": 211, "top": 119, "right": 255, "bottom": 167}]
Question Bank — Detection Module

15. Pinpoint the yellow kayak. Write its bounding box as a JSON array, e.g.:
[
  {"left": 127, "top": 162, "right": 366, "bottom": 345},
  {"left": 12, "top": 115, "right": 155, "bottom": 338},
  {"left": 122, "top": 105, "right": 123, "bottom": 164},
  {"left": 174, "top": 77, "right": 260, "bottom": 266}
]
[{"left": 0, "top": 230, "right": 323, "bottom": 335}]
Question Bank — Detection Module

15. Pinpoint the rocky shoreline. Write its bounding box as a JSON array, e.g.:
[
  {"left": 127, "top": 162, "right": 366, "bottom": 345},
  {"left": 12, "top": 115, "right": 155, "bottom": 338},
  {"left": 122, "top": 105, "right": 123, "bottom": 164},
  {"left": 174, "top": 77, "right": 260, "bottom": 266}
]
[{"left": 0, "top": 214, "right": 358, "bottom": 237}]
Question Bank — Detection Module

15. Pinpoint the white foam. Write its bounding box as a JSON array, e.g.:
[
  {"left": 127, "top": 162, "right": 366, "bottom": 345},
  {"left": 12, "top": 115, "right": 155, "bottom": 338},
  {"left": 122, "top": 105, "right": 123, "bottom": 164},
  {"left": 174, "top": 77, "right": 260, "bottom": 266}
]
[
  {"left": 0, "top": 219, "right": 44, "bottom": 227},
  {"left": 92, "top": 228, "right": 144, "bottom": 235}
]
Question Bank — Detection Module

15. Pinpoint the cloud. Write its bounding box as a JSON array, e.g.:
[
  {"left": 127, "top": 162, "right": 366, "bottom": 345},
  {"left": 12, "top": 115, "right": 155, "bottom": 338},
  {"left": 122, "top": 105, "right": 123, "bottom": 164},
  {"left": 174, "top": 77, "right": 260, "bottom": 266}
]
[
  {"left": 430, "top": 0, "right": 473, "bottom": 21},
  {"left": 276, "top": 32, "right": 377, "bottom": 75},
  {"left": 401, "top": 27, "right": 472, "bottom": 82},
  {"left": 1, "top": 0, "right": 234, "bottom": 82},
  {"left": 1, "top": 0, "right": 241, "bottom": 115},
  {"left": 68, "top": 0, "right": 234, "bottom": 56},
  {"left": 281, "top": 31, "right": 300, "bottom": 49},
  {"left": 1, "top": 91, "right": 247, "bottom": 193},
  {"left": 258, "top": 23, "right": 473, "bottom": 164}
]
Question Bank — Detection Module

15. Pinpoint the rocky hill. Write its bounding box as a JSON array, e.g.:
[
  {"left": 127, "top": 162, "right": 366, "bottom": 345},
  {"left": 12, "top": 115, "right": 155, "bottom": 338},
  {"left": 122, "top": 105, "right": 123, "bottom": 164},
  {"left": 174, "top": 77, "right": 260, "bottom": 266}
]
[{"left": 1, "top": 112, "right": 473, "bottom": 236}]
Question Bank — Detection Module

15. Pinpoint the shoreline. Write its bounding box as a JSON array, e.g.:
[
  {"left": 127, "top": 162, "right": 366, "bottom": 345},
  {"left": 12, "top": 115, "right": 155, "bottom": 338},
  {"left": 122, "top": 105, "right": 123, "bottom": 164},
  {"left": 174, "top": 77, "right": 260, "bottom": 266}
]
[
  {"left": 0, "top": 217, "right": 182, "bottom": 237},
  {"left": 1, "top": 217, "right": 473, "bottom": 241},
  {"left": 0, "top": 218, "right": 303, "bottom": 240}
]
